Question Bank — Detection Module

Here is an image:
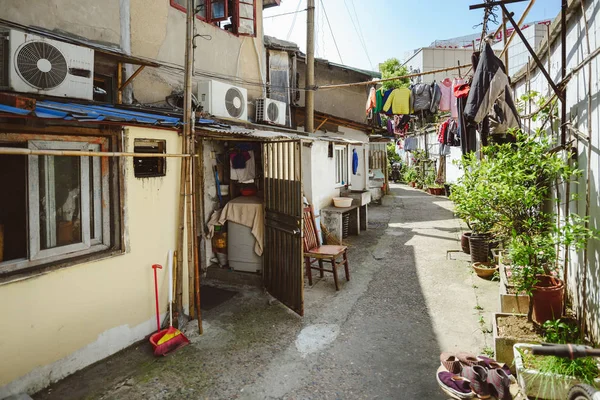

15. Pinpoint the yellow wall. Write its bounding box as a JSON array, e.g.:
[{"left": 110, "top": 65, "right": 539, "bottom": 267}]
[{"left": 0, "top": 126, "right": 188, "bottom": 396}]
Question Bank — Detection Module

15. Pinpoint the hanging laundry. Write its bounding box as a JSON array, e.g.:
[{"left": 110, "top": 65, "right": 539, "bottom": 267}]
[
  {"left": 365, "top": 87, "right": 377, "bottom": 115},
  {"left": 386, "top": 118, "right": 394, "bottom": 135},
  {"left": 230, "top": 150, "right": 256, "bottom": 182},
  {"left": 383, "top": 87, "right": 411, "bottom": 115},
  {"left": 381, "top": 88, "right": 394, "bottom": 107},
  {"left": 464, "top": 43, "right": 520, "bottom": 136},
  {"left": 404, "top": 136, "right": 418, "bottom": 152},
  {"left": 438, "top": 78, "right": 453, "bottom": 112},
  {"left": 430, "top": 82, "right": 442, "bottom": 113},
  {"left": 410, "top": 83, "right": 432, "bottom": 113},
  {"left": 446, "top": 118, "right": 460, "bottom": 147},
  {"left": 452, "top": 78, "right": 465, "bottom": 119},
  {"left": 352, "top": 149, "right": 359, "bottom": 175},
  {"left": 438, "top": 119, "right": 450, "bottom": 144},
  {"left": 455, "top": 83, "right": 477, "bottom": 154},
  {"left": 375, "top": 87, "right": 384, "bottom": 113},
  {"left": 230, "top": 151, "right": 251, "bottom": 169}
]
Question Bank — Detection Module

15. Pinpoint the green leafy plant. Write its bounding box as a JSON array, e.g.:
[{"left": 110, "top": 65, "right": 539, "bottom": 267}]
[
  {"left": 387, "top": 142, "right": 401, "bottom": 163},
  {"left": 403, "top": 167, "right": 417, "bottom": 183},
  {"left": 379, "top": 58, "right": 410, "bottom": 91}
]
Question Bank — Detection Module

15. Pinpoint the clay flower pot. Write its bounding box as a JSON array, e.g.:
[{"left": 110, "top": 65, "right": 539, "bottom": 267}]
[
  {"left": 532, "top": 275, "right": 564, "bottom": 324},
  {"left": 472, "top": 262, "right": 498, "bottom": 279}
]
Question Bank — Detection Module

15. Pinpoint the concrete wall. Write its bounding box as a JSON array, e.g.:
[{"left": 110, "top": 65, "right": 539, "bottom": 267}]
[
  {"left": 297, "top": 61, "right": 371, "bottom": 124},
  {"left": 3, "top": 0, "right": 122, "bottom": 45},
  {"left": 130, "top": 0, "right": 267, "bottom": 116},
  {"left": 404, "top": 48, "right": 475, "bottom": 84},
  {"left": 0, "top": 127, "right": 188, "bottom": 397},
  {"left": 511, "top": 0, "right": 600, "bottom": 342}
]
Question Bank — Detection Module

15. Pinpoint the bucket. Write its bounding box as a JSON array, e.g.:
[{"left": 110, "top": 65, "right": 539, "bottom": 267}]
[
  {"left": 469, "top": 234, "right": 490, "bottom": 263},
  {"left": 532, "top": 275, "right": 564, "bottom": 324}
]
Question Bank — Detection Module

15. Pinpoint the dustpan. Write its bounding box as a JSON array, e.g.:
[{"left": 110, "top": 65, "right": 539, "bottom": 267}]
[{"left": 150, "top": 251, "right": 189, "bottom": 356}]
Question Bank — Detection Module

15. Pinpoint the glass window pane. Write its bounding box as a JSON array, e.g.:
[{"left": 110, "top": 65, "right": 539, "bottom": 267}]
[
  {"left": 211, "top": 0, "right": 225, "bottom": 19},
  {"left": 39, "top": 156, "right": 82, "bottom": 250}
]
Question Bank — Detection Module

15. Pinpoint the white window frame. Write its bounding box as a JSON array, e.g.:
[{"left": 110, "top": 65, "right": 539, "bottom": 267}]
[
  {"left": 0, "top": 139, "right": 111, "bottom": 274},
  {"left": 334, "top": 145, "right": 348, "bottom": 187}
]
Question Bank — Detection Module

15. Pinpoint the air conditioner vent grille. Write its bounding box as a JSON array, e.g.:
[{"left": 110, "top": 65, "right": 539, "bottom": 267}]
[
  {"left": 16, "top": 41, "right": 68, "bottom": 89},
  {"left": 225, "top": 87, "right": 245, "bottom": 118},
  {"left": 267, "top": 102, "right": 279, "bottom": 122}
]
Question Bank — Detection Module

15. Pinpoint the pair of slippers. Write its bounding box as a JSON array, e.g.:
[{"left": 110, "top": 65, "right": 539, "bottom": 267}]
[{"left": 437, "top": 352, "right": 514, "bottom": 400}]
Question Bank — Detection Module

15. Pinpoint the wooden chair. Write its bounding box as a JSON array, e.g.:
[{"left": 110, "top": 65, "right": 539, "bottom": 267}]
[{"left": 303, "top": 205, "right": 350, "bottom": 291}]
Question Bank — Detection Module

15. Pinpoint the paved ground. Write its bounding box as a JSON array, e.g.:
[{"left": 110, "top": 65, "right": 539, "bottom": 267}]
[{"left": 33, "top": 184, "right": 498, "bottom": 400}]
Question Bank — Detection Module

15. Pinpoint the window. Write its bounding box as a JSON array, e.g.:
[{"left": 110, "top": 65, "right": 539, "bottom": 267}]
[
  {"left": 170, "top": 0, "right": 255, "bottom": 36},
  {"left": 0, "top": 138, "right": 113, "bottom": 275},
  {"left": 134, "top": 139, "right": 166, "bottom": 178},
  {"left": 334, "top": 146, "right": 348, "bottom": 187}
]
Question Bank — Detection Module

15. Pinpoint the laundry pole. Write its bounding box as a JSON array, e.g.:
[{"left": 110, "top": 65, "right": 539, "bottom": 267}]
[{"left": 305, "top": 0, "right": 315, "bottom": 133}]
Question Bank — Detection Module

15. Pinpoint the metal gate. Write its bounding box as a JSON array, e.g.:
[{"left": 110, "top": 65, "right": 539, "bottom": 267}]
[{"left": 263, "top": 140, "right": 304, "bottom": 316}]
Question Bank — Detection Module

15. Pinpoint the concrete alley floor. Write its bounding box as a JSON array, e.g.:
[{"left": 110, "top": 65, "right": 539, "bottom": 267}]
[{"left": 33, "top": 184, "right": 498, "bottom": 400}]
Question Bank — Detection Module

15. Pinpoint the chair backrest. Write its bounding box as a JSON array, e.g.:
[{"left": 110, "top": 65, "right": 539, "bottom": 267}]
[{"left": 303, "top": 205, "right": 319, "bottom": 252}]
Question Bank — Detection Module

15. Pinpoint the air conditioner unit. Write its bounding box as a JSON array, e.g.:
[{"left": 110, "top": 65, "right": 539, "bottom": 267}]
[
  {"left": 256, "top": 98, "right": 286, "bottom": 126},
  {"left": 197, "top": 80, "right": 248, "bottom": 121},
  {"left": 5, "top": 29, "right": 94, "bottom": 100}
]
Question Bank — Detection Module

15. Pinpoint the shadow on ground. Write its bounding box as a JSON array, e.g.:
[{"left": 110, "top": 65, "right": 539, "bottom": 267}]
[{"left": 33, "top": 184, "right": 496, "bottom": 400}]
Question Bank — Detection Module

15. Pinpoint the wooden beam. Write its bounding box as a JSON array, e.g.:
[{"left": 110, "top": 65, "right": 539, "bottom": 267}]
[
  {"left": 117, "top": 62, "right": 123, "bottom": 104},
  {"left": 118, "top": 65, "right": 145, "bottom": 91},
  {"left": 314, "top": 117, "right": 329, "bottom": 132}
]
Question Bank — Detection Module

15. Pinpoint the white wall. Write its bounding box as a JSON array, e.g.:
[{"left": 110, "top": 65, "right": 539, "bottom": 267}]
[
  {"left": 405, "top": 48, "right": 475, "bottom": 84},
  {"left": 511, "top": 0, "right": 600, "bottom": 342}
]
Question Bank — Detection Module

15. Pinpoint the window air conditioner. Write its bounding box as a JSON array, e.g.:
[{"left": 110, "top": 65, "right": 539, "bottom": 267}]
[
  {"left": 6, "top": 29, "right": 94, "bottom": 100},
  {"left": 197, "top": 80, "right": 248, "bottom": 121},
  {"left": 256, "top": 98, "right": 286, "bottom": 126}
]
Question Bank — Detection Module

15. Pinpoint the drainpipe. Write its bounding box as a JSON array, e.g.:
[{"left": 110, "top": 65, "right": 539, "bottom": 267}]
[{"left": 120, "top": 0, "right": 133, "bottom": 104}]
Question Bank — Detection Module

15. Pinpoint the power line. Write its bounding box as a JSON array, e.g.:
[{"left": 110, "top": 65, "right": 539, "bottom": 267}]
[
  {"left": 263, "top": 8, "right": 307, "bottom": 19},
  {"left": 348, "top": 0, "right": 374, "bottom": 70},
  {"left": 286, "top": 0, "right": 303, "bottom": 41},
  {"left": 343, "top": 0, "right": 373, "bottom": 70},
  {"left": 319, "top": 0, "right": 344, "bottom": 64}
]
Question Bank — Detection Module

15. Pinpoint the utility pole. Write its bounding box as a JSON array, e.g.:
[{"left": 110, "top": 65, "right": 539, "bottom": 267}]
[
  {"left": 176, "top": 0, "right": 195, "bottom": 328},
  {"left": 305, "top": 0, "right": 315, "bottom": 133}
]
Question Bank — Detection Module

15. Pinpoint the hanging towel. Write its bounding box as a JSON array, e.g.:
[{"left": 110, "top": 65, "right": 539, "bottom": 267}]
[
  {"left": 365, "top": 87, "right": 377, "bottom": 115},
  {"left": 352, "top": 149, "right": 359, "bottom": 175}
]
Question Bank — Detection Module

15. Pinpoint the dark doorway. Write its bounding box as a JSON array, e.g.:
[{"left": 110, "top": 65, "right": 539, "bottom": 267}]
[{"left": 200, "top": 285, "right": 237, "bottom": 311}]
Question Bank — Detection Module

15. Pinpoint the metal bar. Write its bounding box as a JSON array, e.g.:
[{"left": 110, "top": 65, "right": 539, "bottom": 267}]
[
  {"left": 469, "top": 0, "right": 527, "bottom": 10},
  {"left": 500, "top": 3, "right": 563, "bottom": 99},
  {"left": 499, "top": 0, "right": 536, "bottom": 58},
  {"left": 0, "top": 147, "right": 194, "bottom": 158},
  {"left": 118, "top": 65, "right": 145, "bottom": 91}
]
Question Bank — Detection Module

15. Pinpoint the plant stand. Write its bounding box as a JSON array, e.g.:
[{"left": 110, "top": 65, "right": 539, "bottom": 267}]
[
  {"left": 499, "top": 263, "right": 530, "bottom": 314},
  {"left": 513, "top": 343, "right": 600, "bottom": 400},
  {"left": 493, "top": 313, "right": 541, "bottom": 373}
]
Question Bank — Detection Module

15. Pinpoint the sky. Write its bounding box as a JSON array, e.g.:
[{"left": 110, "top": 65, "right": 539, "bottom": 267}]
[{"left": 263, "top": 0, "right": 561, "bottom": 72}]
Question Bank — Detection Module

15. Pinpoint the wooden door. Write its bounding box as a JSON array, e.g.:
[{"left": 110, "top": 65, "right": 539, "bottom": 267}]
[{"left": 263, "top": 140, "right": 304, "bottom": 316}]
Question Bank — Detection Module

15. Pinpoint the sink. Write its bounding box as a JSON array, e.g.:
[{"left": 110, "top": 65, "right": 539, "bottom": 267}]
[{"left": 343, "top": 191, "right": 371, "bottom": 206}]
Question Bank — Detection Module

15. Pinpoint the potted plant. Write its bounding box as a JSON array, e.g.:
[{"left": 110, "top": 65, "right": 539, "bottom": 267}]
[
  {"left": 513, "top": 319, "right": 600, "bottom": 399},
  {"left": 403, "top": 167, "right": 417, "bottom": 187},
  {"left": 472, "top": 261, "right": 498, "bottom": 279}
]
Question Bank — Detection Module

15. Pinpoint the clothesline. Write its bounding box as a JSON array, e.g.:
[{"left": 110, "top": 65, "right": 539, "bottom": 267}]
[{"left": 318, "top": 64, "right": 470, "bottom": 90}]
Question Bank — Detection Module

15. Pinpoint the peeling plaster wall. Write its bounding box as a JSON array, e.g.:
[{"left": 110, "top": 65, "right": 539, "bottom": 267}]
[
  {"left": 3, "top": 1, "right": 122, "bottom": 45},
  {"left": 511, "top": 0, "right": 600, "bottom": 342},
  {"left": 129, "top": 0, "right": 267, "bottom": 118},
  {"left": 0, "top": 127, "right": 188, "bottom": 396}
]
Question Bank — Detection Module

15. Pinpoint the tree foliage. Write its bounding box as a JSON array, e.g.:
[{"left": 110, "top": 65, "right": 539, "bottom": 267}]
[{"left": 379, "top": 58, "right": 410, "bottom": 91}]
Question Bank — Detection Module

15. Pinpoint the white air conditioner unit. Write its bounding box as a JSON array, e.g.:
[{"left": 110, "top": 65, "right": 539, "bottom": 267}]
[
  {"left": 6, "top": 29, "right": 94, "bottom": 100},
  {"left": 256, "top": 98, "right": 286, "bottom": 126},
  {"left": 197, "top": 80, "right": 248, "bottom": 121}
]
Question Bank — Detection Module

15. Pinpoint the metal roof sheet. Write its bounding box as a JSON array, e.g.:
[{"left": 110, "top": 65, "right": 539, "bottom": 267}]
[
  {"left": 0, "top": 100, "right": 182, "bottom": 126},
  {"left": 198, "top": 125, "right": 312, "bottom": 141}
]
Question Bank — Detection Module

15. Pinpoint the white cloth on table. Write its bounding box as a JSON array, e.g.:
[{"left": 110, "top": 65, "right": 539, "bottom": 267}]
[{"left": 206, "top": 196, "right": 264, "bottom": 256}]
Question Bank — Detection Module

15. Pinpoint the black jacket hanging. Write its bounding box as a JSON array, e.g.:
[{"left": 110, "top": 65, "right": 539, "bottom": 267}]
[{"left": 464, "top": 43, "right": 520, "bottom": 136}]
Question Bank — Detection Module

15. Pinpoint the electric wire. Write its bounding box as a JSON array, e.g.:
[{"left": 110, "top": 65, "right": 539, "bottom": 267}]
[
  {"left": 263, "top": 8, "right": 307, "bottom": 19},
  {"left": 286, "top": 0, "right": 303, "bottom": 41},
  {"left": 347, "top": 0, "right": 374, "bottom": 70},
  {"left": 319, "top": 0, "right": 344, "bottom": 64}
]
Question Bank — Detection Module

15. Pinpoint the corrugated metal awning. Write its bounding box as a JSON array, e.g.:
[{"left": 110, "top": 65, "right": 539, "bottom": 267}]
[{"left": 197, "top": 125, "right": 312, "bottom": 142}]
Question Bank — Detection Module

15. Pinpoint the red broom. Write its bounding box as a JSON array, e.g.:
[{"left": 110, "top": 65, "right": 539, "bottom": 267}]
[{"left": 150, "top": 251, "right": 189, "bottom": 356}]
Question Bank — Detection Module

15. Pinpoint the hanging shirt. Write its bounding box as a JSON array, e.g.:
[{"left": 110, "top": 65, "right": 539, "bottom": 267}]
[
  {"left": 230, "top": 150, "right": 256, "bottom": 182},
  {"left": 383, "top": 87, "right": 411, "bottom": 115},
  {"left": 430, "top": 82, "right": 442, "bottom": 113},
  {"left": 352, "top": 149, "right": 359, "bottom": 175},
  {"left": 452, "top": 78, "right": 465, "bottom": 119},
  {"left": 410, "top": 83, "right": 432, "bottom": 113},
  {"left": 438, "top": 78, "right": 453, "bottom": 112},
  {"left": 375, "top": 88, "right": 384, "bottom": 113},
  {"left": 365, "top": 87, "right": 376, "bottom": 115}
]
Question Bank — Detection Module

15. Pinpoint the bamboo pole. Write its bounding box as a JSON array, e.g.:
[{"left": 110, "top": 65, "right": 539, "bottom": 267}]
[
  {"left": 0, "top": 147, "right": 195, "bottom": 158},
  {"left": 186, "top": 148, "right": 195, "bottom": 319},
  {"left": 193, "top": 140, "right": 203, "bottom": 334},
  {"left": 580, "top": 0, "right": 592, "bottom": 338},
  {"left": 499, "top": 0, "right": 536, "bottom": 58}
]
